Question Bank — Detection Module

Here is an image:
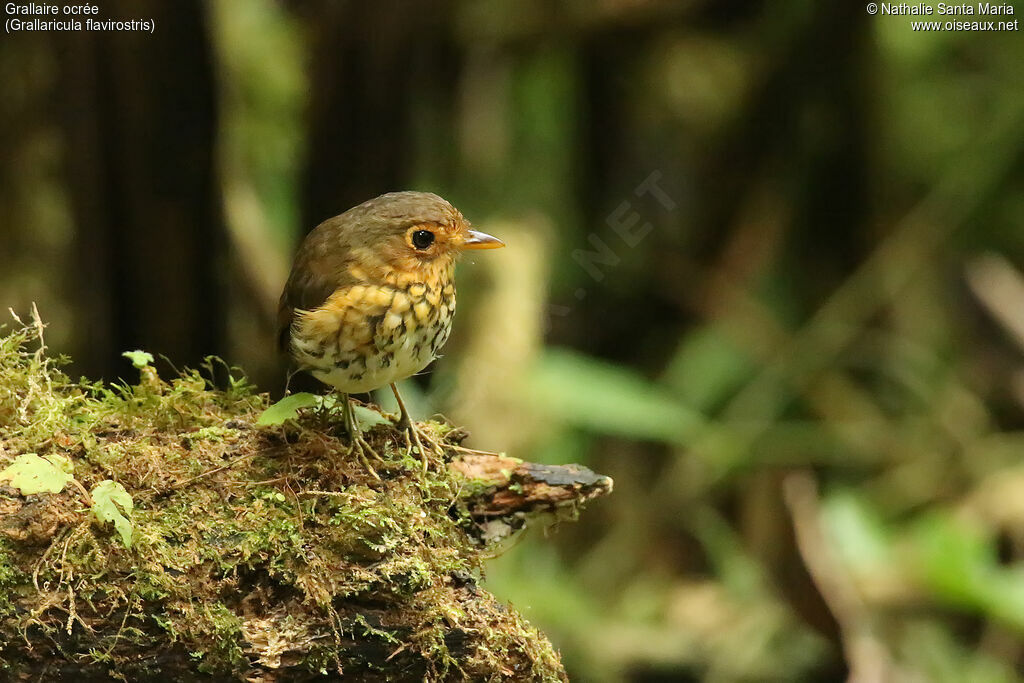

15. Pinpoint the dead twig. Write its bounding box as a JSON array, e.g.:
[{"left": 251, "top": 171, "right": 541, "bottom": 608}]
[{"left": 783, "top": 471, "right": 893, "bottom": 683}]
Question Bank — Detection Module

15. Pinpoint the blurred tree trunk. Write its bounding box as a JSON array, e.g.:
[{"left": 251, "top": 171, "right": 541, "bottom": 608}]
[
  {"left": 57, "top": 0, "right": 226, "bottom": 381},
  {"left": 299, "top": 0, "right": 456, "bottom": 227}
]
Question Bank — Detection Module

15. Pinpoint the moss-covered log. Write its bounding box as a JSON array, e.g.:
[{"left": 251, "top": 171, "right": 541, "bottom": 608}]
[{"left": 0, "top": 318, "right": 611, "bottom": 681}]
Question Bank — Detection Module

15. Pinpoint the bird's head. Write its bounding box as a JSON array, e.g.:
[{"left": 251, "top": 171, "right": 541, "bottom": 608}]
[{"left": 340, "top": 192, "right": 503, "bottom": 280}]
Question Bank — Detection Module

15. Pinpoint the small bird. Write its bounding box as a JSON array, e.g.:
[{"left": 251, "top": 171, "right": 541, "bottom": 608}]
[{"left": 277, "top": 191, "right": 504, "bottom": 473}]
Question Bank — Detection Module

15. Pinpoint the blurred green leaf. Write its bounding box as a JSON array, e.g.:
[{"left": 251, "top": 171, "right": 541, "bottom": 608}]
[
  {"left": 690, "top": 507, "right": 766, "bottom": 599},
  {"left": 531, "top": 428, "right": 593, "bottom": 466},
  {"left": 257, "top": 392, "right": 318, "bottom": 425},
  {"left": 912, "top": 513, "right": 992, "bottom": 604},
  {"left": 351, "top": 404, "right": 390, "bottom": 433},
  {"left": 375, "top": 379, "right": 430, "bottom": 427},
  {"left": 822, "top": 491, "right": 893, "bottom": 574},
  {"left": 663, "top": 325, "right": 754, "bottom": 412},
  {"left": 526, "top": 348, "right": 704, "bottom": 445},
  {"left": 912, "top": 512, "right": 1024, "bottom": 632},
  {"left": 0, "top": 453, "right": 73, "bottom": 495},
  {"left": 90, "top": 480, "right": 134, "bottom": 548}
]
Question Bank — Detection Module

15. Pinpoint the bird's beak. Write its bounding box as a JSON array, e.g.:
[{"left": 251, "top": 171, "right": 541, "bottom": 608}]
[{"left": 461, "top": 229, "right": 505, "bottom": 250}]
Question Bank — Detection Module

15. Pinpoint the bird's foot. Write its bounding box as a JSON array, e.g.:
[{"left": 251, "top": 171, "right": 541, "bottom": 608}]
[
  {"left": 387, "top": 383, "right": 444, "bottom": 473},
  {"left": 401, "top": 422, "right": 428, "bottom": 474},
  {"left": 347, "top": 432, "right": 383, "bottom": 481},
  {"left": 340, "top": 394, "right": 384, "bottom": 480},
  {"left": 396, "top": 419, "right": 444, "bottom": 474}
]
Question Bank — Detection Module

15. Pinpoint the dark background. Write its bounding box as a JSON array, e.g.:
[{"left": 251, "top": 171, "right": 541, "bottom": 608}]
[{"left": 2, "top": 1, "right": 1024, "bottom": 679}]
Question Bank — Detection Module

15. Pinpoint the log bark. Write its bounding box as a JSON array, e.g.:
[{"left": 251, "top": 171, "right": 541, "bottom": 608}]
[{"left": 452, "top": 453, "right": 613, "bottom": 544}]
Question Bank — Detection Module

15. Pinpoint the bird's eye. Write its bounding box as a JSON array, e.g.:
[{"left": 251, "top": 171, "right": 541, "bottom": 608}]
[{"left": 411, "top": 229, "right": 435, "bottom": 249}]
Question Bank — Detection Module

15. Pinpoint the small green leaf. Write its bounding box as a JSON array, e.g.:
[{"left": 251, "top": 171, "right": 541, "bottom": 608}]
[
  {"left": 44, "top": 453, "right": 75, "bottom": 475},
  {"left": 0, "top": 453, "right": 74, "bottom": 495},
  {"left": 257, "top": 392, "right": 319, "bottom": 425},
  {"left": 122, "top": 350, "right": 154, "bottom": 369},
  {"left": 90, "top": 480, "right": 134, "bottom": 548},
  {"left": 258, "top": 393, "right": 392, "bottom": 431},
  {"left": 315, "top": 394, "right": 339, "bottom": 410}
]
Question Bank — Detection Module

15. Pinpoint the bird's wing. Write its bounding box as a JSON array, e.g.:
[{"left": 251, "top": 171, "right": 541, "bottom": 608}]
[
  {"left": 276, "top": 219, "right": 360, "bottom": 353},
  {"left": 288, "top": 284, "right": 400, "bottom": 365},
  {"left": 276, "top": 273, "right": 340, "bottom": 352}
]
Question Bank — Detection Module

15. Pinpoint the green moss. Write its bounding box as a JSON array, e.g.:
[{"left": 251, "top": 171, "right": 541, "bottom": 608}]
[
  {"left": 0, "top": 539, "right": 24, "bottom": 613},
  {"left": 187, "top": 601, "right": 248, "bottom": 674},
  {"left": 0, "top": 316, "right": 566, "bottom": 680}
]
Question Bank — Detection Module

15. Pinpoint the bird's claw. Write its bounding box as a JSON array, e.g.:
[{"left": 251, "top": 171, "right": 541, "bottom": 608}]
[
  {"left": 339, "top": 393, "right": 384, "bottom": 480},
  {"left": 398, "top": 421, "right": 445, "bottom": 474},
  {"left": 347, "top": 433, "right": 383, "bottom": 481},
  {"left": 402, "top": 423, "right": 428, "bottom": 473}
]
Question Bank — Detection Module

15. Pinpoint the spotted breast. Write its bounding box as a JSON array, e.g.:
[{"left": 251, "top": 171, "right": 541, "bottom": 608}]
[{"left": 289, "top": 272, "right": 457, "bottom": 394}]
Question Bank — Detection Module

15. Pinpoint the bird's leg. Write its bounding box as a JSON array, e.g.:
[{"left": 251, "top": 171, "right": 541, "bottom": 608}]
[
  {"left": 341, "top": 392, "right": 382, "bottom": 480},
  {"left": 389, "top": 383, "right": 437, "bottom": 472}
]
